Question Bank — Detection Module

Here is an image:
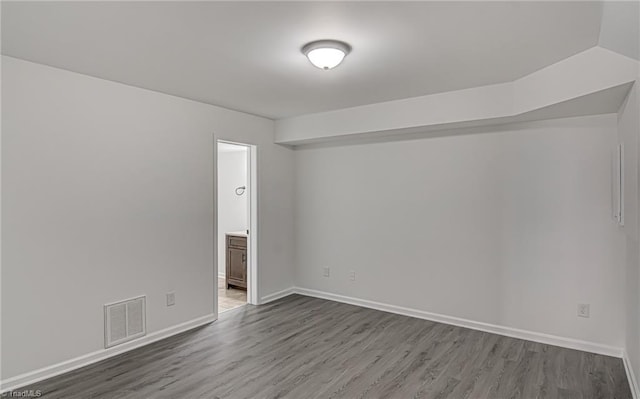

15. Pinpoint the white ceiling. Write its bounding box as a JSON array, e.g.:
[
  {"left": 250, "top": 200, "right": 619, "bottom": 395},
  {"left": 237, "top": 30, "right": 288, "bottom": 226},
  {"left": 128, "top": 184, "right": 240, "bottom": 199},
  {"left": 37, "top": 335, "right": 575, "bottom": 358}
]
[{"left": 2, "top": 1, "right": 603, "bottom": 119}]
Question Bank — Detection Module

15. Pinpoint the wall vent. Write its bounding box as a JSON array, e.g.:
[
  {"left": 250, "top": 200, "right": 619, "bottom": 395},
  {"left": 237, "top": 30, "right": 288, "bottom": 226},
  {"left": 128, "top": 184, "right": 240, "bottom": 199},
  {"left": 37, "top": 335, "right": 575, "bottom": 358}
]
[{"left": 104, "top": 296, "right": 146, "bottom": 348}]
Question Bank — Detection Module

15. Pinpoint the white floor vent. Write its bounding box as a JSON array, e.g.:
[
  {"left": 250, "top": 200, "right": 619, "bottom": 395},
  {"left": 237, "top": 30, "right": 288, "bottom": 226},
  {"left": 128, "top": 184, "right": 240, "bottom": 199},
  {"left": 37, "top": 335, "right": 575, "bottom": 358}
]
[{"left": 104, "top": 296, "right": 146, "bottom": 348}]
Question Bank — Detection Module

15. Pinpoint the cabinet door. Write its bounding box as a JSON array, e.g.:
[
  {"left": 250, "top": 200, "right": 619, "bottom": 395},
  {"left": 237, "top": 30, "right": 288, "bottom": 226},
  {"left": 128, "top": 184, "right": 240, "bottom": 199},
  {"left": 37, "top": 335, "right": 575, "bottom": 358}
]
[{"left": 227, "top": 247, "right": 247, "bottom": 288}]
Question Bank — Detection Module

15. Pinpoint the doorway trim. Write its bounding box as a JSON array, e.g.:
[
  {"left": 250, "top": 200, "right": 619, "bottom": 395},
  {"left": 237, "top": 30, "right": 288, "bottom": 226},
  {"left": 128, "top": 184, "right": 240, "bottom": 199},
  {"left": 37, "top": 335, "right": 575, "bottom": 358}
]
[{"left": 215, "top": 139, "right": 258, "bottom": 315}]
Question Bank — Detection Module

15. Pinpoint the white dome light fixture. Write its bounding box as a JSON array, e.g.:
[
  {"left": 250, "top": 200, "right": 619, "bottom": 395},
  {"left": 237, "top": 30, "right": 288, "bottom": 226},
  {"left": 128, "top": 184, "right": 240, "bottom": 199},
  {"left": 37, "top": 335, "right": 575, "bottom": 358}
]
[{"left": 302, "top": 40, "right": 351, "bottom": 70}]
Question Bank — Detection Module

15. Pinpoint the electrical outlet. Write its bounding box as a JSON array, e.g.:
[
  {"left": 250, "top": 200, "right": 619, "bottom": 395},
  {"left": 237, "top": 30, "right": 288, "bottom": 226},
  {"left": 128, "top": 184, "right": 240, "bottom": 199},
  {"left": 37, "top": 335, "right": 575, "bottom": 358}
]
[
  {"left": 167, "top": 292, "right": 176, "bottom": 307},
  {"left": 323, "top": 267, "right": 330, "bottom": 277},
  {"left": 349, "top": 271, "right": 356, "bottom": 281},
  {"left": 577, "top": 304, "right": 590, "bottom": 318}
]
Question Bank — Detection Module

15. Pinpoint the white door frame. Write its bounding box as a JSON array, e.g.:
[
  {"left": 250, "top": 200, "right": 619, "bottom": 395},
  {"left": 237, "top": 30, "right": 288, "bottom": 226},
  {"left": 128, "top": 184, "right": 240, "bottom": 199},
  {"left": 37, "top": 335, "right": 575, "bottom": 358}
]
[{"left": 214, "top": 139, "right": 258, "bottom": 315}]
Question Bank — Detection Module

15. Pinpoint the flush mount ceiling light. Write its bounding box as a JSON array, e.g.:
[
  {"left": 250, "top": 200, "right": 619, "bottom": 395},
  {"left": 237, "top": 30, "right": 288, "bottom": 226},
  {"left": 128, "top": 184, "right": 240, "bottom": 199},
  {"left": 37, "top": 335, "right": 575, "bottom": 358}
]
[{"left": 302, "top": 40, "right": 351, "bottom": 70}]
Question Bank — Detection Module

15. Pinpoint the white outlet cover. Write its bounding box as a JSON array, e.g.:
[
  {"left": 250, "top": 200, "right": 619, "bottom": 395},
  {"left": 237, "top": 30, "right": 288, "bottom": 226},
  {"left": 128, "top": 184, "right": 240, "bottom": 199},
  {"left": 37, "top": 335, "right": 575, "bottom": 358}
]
[
  {"left": 577, "top": 304, "right": 590, "bottom": 318},
  {"left": 323, "top": 267, "right": 330, "bottom": 277}
]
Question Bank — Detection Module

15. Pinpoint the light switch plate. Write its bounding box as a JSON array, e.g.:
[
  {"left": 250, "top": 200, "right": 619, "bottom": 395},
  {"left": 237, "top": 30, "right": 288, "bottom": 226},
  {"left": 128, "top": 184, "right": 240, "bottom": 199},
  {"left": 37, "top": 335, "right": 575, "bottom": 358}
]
[{"left": 167, "top": 292, "right": 176, "bottom": 307}]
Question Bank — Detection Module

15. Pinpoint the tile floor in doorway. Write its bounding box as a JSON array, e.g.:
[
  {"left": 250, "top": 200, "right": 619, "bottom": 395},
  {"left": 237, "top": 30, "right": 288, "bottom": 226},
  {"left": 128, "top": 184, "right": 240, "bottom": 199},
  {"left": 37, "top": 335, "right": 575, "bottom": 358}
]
[{"left": 218, "top": 276, "right": 247, "bottom": 312}]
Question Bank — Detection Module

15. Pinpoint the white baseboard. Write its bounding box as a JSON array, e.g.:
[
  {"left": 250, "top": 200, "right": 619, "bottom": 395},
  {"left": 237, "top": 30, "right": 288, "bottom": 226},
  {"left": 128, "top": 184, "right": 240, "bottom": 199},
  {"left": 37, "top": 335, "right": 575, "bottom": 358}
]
[
  {"left": 0, "top": 314, "right": 216, "bottom": 393},
  {"left": 259, "top": 287, "right": 296, "bottom": 305},
  {"left": 218, "top": 272, "right": 225, "bottom": 278},
  {"left": 624, "top": 350, "right": 640, "bottom": 399},
  {"left": 293, "top": 287, "right": 623, "bottom": 358}
]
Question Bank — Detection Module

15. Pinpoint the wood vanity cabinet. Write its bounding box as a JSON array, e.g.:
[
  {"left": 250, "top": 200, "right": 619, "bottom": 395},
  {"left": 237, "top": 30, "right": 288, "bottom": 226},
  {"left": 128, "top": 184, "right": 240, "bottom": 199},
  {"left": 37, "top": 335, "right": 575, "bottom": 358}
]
[{"left": 225, "top": 234, "right": 247, "bottom": 290}]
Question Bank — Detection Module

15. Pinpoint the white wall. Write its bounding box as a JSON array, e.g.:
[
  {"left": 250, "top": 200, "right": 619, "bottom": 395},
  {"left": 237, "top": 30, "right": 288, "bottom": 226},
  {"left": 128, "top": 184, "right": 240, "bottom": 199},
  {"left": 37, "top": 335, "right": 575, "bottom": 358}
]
[
  {"left": 618, "top": 81, "right": 640, "bottom": 391},
  {"left": 1, "top": 52, "right": 635, "bottom": 388},
  {"left": 217, "top": 149, "right": 248, "bottom": 276},
  {"left": 294, "top": 114, "right": 625, "bottom": 349},
  {"left": 599, "top": 0, "right": 640, "bottom": 61},
  {"left": 1, "top": 56, "right": 295, "bottom": 381}
]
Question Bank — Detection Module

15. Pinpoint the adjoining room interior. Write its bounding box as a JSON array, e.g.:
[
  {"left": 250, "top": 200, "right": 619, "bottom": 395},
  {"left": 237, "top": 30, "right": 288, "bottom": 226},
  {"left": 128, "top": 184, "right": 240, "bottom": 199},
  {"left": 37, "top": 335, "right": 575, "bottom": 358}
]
[
  {"left": 1, "top": 1, "right": 639, "bottom": 398},
  {"left": 217, "top": 141, "right": 249, "bottom": 313}
]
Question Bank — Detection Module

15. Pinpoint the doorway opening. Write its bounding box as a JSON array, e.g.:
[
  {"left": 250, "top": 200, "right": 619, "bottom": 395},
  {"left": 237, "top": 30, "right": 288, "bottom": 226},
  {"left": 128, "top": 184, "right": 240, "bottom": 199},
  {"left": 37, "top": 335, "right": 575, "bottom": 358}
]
[{"left": 216, "top": 140, "right": 257, "bottom": 313}]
